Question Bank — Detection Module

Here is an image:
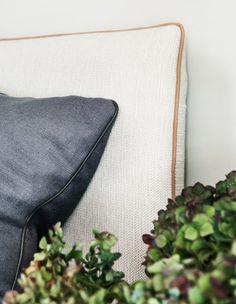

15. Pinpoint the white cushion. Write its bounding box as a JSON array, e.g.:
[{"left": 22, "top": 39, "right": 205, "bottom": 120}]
[{"left": 0, "top": 23, "right": 187, "bottom": 282}]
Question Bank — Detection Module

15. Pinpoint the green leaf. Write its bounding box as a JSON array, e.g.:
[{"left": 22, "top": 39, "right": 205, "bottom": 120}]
[
  {"left": 34, "top": 252, "right": 47, "bottom": 261},
  {"left": 185, "top": 227, "right": 198, "bottom": 241},
  {"left": 199, "top": 222, "right": 214, "bottom": 237},
  {"left": 41, "top": 267, "right": 52, "bottom": 281},
  {"left": 216, "top": 180, "right": 227, "bottom": 195},
  {"left": 54, "top": 222, "right": 63, "bottom": 237},
  {"left": 193, "top": 183, "right": 205, "bottom": 195},
  {"left": 148, "top": 249, "right": 160, "bottom": 262},
  {"left": 198, "top": 274, "right": 211, "bottom": 293},
  {"left": 65, "top": 248, "right": 83, "bottom": 262},
  {"left": 191, "top": 240, "right": 206, "bottom": 254},
  {"left": 193, "top": 214, "right": 210, "bottom": 225},
  {"left": 147, "top": 298, "right": 160, "bottom": 304},
  {"left": 227, "top": 172, "right": 236, "bottom": 194},
  {"left": 188, "top": 287, "right": 205, "bottom": 304},
  {"left": 123, "top": 284, "right": 131, "bottom": 302},
  {"left": 88, "top": 289, "right": 106, "bottom": 304},
  {"left": 105, "top": 271, "right": 114, "bottom": 282},
  {"left": 175, "top": 195, "right": 185, "bottom": 205},
  {"left": 175, "top": 206, "right": 186, "bottom": 224},
  {"left": 39, "top": 237, "right": 48, "bottom": 250},
  {"left": 203, "top": 205, "right": 215, "bottom": 218},
  {"left": 219, "top": 222, "right": 234, "bottom": 238},
  {"left": 229, "top": 278, "right": 236, "bottom": 286},
  {"left": 50, "top": 281, "right": 61, "bottom": 297},
  {"left": 152, "top": 274, "right": 164, "bottom": 292},
  {"left": 231, "top": 241, "right": 236, "bottom": 256},
  {"left": 163, "top": 229, "right": 173, "bottom": 241},
  {"left": 147, "top": 261, "right": 165, "bottom": 274},
  {"left": 16, "top": 293, "right": 31, "bottom": 302},
  {"left": 182, "top": 186, "right": 194, "bottom": 199},
  {"left": 175, "top": 230, "right": 186, "bottom": 248},
  {"left": 155, "top": 235, "right": 167, "bottom": 248},
  {"left": 215, "top": 198, "right": 236, "bottom": 212}
]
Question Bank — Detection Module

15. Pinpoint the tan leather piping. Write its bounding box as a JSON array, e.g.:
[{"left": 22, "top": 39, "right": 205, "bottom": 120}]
[{"left": 0, "top": 22, "right": 185, "bottom": 200}]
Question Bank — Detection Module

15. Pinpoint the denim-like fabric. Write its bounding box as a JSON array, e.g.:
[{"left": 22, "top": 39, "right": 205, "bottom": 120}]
[{"left": 0, "top": 94, "right": 118, "bottom": 299}]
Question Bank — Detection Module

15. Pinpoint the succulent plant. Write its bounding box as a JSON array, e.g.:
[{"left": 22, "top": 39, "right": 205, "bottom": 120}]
[{"left": 4, "top": 171, "right": 236, "bottom": 304}]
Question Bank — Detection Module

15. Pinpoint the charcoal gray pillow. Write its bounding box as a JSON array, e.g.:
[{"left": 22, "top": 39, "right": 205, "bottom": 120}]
[{"left": 0, "top": 93, "right": 118, "bottom": 298}]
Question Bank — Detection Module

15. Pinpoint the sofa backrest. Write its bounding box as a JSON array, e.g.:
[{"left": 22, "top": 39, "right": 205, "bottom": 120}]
[
  {"left": 1, "top": 0, "right": 234, "bottom": 186},
  {"left": 0, "top": 23, "right": 187, "bottom": 281}
]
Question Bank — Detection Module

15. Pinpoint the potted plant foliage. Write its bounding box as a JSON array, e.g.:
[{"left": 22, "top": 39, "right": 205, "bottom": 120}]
[{"left": 4, "top": 172, "right": 236, "bottom": 304}]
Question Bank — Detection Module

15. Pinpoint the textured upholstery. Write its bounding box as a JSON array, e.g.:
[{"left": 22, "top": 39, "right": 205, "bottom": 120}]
[{"left": 0, "top": 23, "right": 187, "bottom": 282}]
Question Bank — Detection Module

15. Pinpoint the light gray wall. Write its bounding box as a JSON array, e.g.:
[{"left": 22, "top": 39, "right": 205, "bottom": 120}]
[{"left": 1, "top": 0, "right": 236, "bottom": 187}]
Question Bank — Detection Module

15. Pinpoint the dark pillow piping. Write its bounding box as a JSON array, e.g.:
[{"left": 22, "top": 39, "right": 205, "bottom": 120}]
[{"left": 11, "top": 100, "right": 118, "bottom": 290}]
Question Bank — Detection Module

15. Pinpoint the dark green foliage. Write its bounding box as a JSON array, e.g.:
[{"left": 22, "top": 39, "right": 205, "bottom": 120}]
[
  {"left": 144, "top": 171, "right": 236, "bottom": 270},
  {"left": 4, "top": 172, "right": 236, "bottom": 304}
]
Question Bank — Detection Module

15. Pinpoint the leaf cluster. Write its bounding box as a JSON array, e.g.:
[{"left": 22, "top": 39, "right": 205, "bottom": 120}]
[{"left": 4, "top": 172, "right": 236, "bottom": 304}]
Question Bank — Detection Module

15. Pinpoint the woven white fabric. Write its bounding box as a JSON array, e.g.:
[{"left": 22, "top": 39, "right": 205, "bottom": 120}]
[{"left": 0, "top": 24, "right": 187, "bottom": 282}]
